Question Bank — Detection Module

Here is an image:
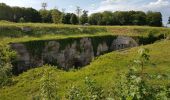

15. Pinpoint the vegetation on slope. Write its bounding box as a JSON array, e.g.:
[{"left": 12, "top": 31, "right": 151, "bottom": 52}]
[
  {"left": 0, "top": 22, "right": 170, "bottom": 45},
  {"left": 0, "top": 22, "right": 170, "bottom": 99},
  {"left": 0, "top": 40, "right": 170, "bottom": 99}
]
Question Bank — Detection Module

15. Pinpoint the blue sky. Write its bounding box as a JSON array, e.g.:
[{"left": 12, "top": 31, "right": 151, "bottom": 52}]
[{"left": 0, "top": 0, "right": 170, "bottom": 25}]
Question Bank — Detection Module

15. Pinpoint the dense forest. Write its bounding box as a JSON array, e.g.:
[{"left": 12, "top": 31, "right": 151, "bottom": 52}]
[{"left": 0, "top": 3, "right": 163, "bottom": 27}]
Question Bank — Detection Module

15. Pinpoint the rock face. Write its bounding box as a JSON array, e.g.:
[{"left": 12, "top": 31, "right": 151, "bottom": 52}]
[
  {"left": 42, "top": 38, "right": 94, "bottom": 70},
  {"left": 10, "top": 36, "right": 138, "bottom": 74},
  {"left": 97, "top": 42, "right": 109, "bottom": 56},
  {"left": 79, "top": 38, "right": 94, "bottom": 66},
  {"left": 111, "top": 36, "right": 138, "bottom": 50},
  {"left": 10, "top": 43, "right": 30, "bottom": 74}
]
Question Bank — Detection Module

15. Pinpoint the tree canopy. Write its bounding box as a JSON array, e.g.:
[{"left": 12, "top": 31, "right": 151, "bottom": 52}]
[
  {"left": 70, "top": 13, "right": 78, "bottom": 25},
  {"left": 0, "top": 3, "right": 163, "bottom": 27},
  {"left": 80, "top": 10, "right": 88, "bottom": 24},
  {"left": 146, "top": 11, "right": 162, "bottom": 27},
  {"left": 51, "top": 9, "right": 62, "bottom": 24}
]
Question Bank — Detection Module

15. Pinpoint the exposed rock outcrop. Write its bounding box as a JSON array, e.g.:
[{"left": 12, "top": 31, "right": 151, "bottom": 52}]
[
  {"left": 10, "top": 43, "right": 30, "bottom": 74},
  {"left": 111, "top": 36, "right": 138, "bottom": 50},
  {"left": 79, "top": 38, "right": 94, "bottom": 66},
  {"left": 97, "top": 42, "right": 108, "bottom": 56},
  {"left": 10, "top": 36, "right": 138, "bottom": 74}
]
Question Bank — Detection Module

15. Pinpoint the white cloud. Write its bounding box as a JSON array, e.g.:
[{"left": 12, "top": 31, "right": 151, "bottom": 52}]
[
  {"left": 147, "top": 0, "right": 169, "bottom": 8},
  {"left": 142, "top": 0, "right": 170, "bottom": 10}
]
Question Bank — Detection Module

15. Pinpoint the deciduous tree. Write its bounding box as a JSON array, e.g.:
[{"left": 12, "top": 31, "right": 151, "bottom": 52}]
[
  {"left": 146, "top": 11, "right": 162, "bottom": 27},
  {"left": 51, "top": 8, "right": 62, "bottom": 24},
  {"left": 80, "top": 10, "right": 88, "bottom": 25},
  {"left": 70, "top": 13, "right": 78, "bottom": 25}
]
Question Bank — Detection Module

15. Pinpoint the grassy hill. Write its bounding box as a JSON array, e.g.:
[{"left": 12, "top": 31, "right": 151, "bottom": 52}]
[
  {"left": 0, "top": 22, "right": 170, "bottom": 99},
  {"left": 0, "top": 39, "right": 170, "bottom": 99}
]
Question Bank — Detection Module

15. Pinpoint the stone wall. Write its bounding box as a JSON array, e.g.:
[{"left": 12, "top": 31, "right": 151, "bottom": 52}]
[{"left": 10, "top": 36, "right": 138, "bottom": 74}]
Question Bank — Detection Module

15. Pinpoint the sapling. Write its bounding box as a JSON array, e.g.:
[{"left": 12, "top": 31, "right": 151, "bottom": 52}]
[{"left": 40, "top": 68, "right": 58, "bottom": 100}]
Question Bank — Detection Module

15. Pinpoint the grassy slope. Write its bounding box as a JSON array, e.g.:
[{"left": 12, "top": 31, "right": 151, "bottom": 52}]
[
  {"left": 1, "top": 22, "right": 170, "bottom": 44},
  {"left": 0, "top": 22, "right": 170, "bottom": 99},
  {"left": 0, "top": 40, "right": 170, "bottom": 100}
]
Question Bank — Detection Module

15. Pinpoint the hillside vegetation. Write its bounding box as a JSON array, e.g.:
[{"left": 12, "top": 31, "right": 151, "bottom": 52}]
[
  {"left": 0, "top": 22, "right": 170, "bottom": 44},
  {"left": 0, "top": 39, "right": 170, "bottom": 99},
  {"left": 0, "top": 22, "right": 170, "bottom": 99}
]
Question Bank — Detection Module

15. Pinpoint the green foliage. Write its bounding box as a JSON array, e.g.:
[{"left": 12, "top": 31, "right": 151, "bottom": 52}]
[
  {"left": 62, "top": 13, "right": 72, "bottom": 24},
  {"left": 23, "top": 8, "right": 41, "bottom": 22},
  {"left": 51, "top": 9, "right": 62, "bottom": 24},
  {"left": 66, "top": 86, "right": 85, "bottom": 100},
  {"left": 70, "top": 14, "right": 78, "bottom": 25},
  {"left": 146, "top": 11, "right": 162, "bottom": 27},
  {"left": 0, "top": 44, "right": 16, "bottom": 87},
  {"left": 0, "top": 3, "right": 41, "bottom": 22},
  {"left": 39, "top": 9, "right": 52, "bottom": 23},
  {"left": 112, "top": 48, "right": 169, "bottom": 99},
  {"left": 0, "top": 3, "right": 13, "bottom": 21},
  {"left": 40, "top": 67, "right": 58, "bottom": 100},
  {"left": 88, "top": 13, "right": 103, "bottom": 25},
  {"left": 131, "top": 11, "right": 146, "bottom": 25},
  {"left": 84, "top": 77, "right": 105, "bottom": 100},
  {"left": 67, "top": 77, "right": 105, "bottom": 100},
  {"left": 80, "top": 10, "right": 88, "bottom": 24},
  {"left": 88, "top": 11, "right": 162, "bottom": 26},
  {"left": 0, "top": 3, "right": 164, "bottom": 26},
  {"left": 135, "top": 48, "right": 150, "bottom": 77},
  {"left": 101, "top": 11, "right": 114, "bottom": 25},
  {"left": 19, "top": 17, "right": 25, "bottom": 23}
]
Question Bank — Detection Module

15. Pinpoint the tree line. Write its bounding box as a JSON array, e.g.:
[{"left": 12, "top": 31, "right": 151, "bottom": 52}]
[{"left": 0, "top": 3, "right": 165, "bottom": 27}]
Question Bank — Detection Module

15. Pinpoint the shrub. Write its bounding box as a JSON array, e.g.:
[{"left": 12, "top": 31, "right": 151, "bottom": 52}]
[
  {"left": 0, "top": 44, "right": 16, "bottom": 87},
  {"left": 84, "top": 77, "right": 105, "bottom": 100},
  {"left": 40, "top": 68, "right": 58, "bottom": 100},
  {"left": 66, "top": 85, "right": 85, "bottom": 100},
  {"left": 67, "top": 77, "right": 105, "bottom": 100},
  {"left": 19, "top": 17, "right": 25, "bottom": 23},
  {"left": 112, "top": 48, "right": 169, "bottom": 99}
]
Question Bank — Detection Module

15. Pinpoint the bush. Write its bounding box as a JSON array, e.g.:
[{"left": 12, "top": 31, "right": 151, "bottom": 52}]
[
  {"left": 19, "top": 17, "right": 25, "bottom": 23},
  {"left": 67, "top": 77, "right": 105, "bottom": 100},
  {"left": 112, "top": 48, "right": 169, "bottom": 99},
  {"left": 40, "top": 68, "right": 58, "bottom": 100},
  {"left": 0, "top": 44, "right": 16, "bottom": 87},
  {"left": 84, "top": 77, "right": 105, "bottom": 100},
  {"left": 66, "top": 85, "right": 85, "bottom": 100}
]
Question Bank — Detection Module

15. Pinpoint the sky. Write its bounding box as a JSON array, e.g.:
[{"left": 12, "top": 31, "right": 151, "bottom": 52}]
[{"left": 0, "top": 0, "right": 170, "bottom": 25}]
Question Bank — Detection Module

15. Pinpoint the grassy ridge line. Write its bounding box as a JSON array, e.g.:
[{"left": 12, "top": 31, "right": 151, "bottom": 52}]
[
  {"left": 0, "top": 22, "right": 170, "bottom": 44},
  {"left": 0, "top": 21, "right": 169, "bottom": 29},
  {"left": 0, "top": 22, "right": 170, "bottom": 34},
  {"left": 0, "top": 40, "right": 170, "bottom": 99},
  {"left": 1, "top": 34, "right": 114, "bottom": 44}
]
